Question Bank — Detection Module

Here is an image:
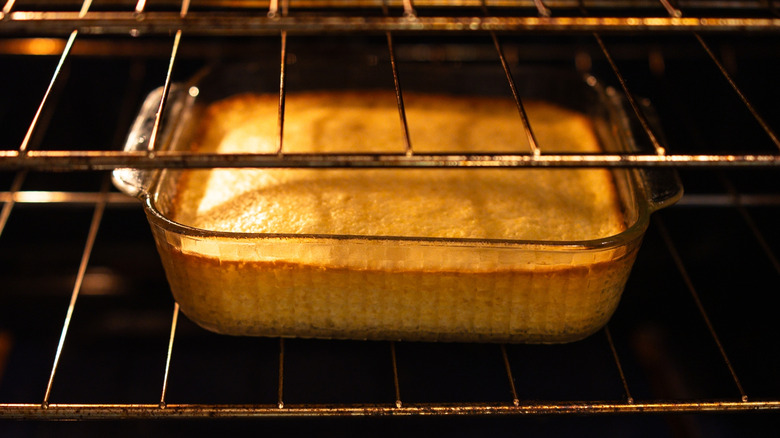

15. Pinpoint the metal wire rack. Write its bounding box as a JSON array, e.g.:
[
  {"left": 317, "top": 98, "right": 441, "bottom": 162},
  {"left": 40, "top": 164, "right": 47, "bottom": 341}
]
[{"left": 0, "top": 0, "right": 779, "bottom": 428}]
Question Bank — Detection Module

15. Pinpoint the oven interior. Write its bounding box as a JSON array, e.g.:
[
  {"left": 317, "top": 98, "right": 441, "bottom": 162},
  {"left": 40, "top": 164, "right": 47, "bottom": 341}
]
[{"left": 0, "top": 1, "right": 779, "bottom": 436}]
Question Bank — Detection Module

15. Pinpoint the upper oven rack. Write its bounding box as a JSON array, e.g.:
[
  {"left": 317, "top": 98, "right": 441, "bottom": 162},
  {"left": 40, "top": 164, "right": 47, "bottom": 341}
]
[
  {"left": 1, "top": 0, "right": 779, "bottom": 423},
  {"left": 0, "top": 0, "right": 779, "bottom": 171}
]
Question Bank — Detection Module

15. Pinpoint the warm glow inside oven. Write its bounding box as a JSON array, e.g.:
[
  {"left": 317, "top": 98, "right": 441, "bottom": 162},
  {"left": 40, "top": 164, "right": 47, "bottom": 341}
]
[{"left": 0, "top": 1, "right": 779, "bottom": 436}]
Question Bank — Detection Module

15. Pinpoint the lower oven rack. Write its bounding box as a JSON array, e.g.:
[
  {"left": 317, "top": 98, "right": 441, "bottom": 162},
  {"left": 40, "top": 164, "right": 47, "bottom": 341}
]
[
  {"left": 0, "top": 0, "right": 779, "bottom": 427},
  {"left": 1, "top": 198, "right": 779, "bottom": 419}
]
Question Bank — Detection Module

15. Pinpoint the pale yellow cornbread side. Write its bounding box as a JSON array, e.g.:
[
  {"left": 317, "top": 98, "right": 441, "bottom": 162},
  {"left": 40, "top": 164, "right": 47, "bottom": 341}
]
[{"left": 153, "top": 91, "right": 634, "bottom": 343}]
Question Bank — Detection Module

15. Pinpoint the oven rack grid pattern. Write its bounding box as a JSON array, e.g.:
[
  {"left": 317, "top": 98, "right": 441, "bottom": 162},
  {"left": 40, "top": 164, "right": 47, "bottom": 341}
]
[
  {"left": 0, "top": 0, "right": 779, "bottom": 170},
  {"left": 0, "top": 198, "right": 778, "bottom": 419},
  {"left": 0, "top": 0, "right": 779, "bottom": 420}
]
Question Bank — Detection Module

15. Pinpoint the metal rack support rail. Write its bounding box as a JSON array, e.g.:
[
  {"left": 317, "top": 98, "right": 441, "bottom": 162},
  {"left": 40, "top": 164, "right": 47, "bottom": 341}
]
[
  {"left": 1, "top": 400, "right": 779, "bottom": 419},
  {"left": 0, "top": 152, "right": 778, "bottom": 170},
  {"left": 2, "top": 12, "right": 780, "bottom": 35}
]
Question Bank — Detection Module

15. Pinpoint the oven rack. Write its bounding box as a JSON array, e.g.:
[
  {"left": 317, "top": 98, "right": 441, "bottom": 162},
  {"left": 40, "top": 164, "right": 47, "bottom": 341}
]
[
  {"left": 0, "top": 187, "right": 779, "bottom": 420},
  {"left": 0, "top": 0, "right": 779, "bottom": 426},
  {"left": 3, "top": 0, "right": 780, "bottom": 34},
  {"left": 0, "top": 0, "right": 779, "bottom": 170}
]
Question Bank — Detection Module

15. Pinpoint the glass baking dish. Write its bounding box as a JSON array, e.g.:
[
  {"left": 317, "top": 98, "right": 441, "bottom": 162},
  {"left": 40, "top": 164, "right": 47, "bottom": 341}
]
[{"left": 114, "top": 62, "right": 682, "bottom": 343}]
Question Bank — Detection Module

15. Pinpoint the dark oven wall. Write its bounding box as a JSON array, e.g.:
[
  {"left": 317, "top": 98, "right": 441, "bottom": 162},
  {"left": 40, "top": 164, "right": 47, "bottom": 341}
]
[{"left": 0, "top": 1, "right": 779, "bottom": 437}]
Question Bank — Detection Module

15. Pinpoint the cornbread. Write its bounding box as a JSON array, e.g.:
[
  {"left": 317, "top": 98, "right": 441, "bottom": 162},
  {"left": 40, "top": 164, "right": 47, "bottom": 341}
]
[
  {"left": 151, "top": 91, "right": 638, "bottom": 343},
  {"left": 174, "top": 92, "right": 624, "bottom": 241}
]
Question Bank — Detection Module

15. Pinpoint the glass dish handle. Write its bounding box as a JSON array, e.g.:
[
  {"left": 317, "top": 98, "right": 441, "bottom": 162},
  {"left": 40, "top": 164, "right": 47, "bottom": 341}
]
[
  {"left": 634, "top": 97, "right": 684, "bottom": 213},
  {"left": 112, "top": 84, "right": 186, "bottom": 199}
]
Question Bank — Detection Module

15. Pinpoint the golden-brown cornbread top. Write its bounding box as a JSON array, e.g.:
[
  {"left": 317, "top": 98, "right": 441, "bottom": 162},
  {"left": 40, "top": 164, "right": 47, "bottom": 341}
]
[{"left": 172, "top": 91, "right": 625, "bottom": 241}]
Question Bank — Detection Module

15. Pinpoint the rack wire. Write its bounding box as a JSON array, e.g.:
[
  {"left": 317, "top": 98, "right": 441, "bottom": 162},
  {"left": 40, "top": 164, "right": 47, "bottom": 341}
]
[
  {"left": 0, "top": 0, "right": 779, "bottom": 170},
  {"left": 0, "top": 0, "right": 779, "bottom": 424}
]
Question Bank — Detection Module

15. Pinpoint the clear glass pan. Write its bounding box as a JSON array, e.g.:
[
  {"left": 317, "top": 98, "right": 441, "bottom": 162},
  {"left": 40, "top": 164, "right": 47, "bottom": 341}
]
[{"left": 114, "top": 62, "right": 682, "bottom": 343}]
